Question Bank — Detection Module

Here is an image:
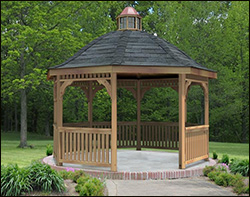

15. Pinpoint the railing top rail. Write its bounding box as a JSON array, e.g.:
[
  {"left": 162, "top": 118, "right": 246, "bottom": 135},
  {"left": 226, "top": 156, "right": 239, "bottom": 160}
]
[
  {"left": 185, "top": 125, "right": 209, "bottom": 130},
  {"left": 58, "top": 126, "right": 111, "bottom": 134}
]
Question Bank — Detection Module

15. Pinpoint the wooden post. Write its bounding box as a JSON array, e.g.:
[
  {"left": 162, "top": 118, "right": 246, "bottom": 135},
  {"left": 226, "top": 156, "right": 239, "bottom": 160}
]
[
  {"left": 136, "top": 80, "right": 141, "bottom": 150},
  {"left": 88, "top": 81, "right": 93, "bottom": 128},
  {"left": 53, "top": 78, "right": 57, "bottom": 158},
  {"left": 179, "top": 74, "right": 186, "bottom": 169},
  {"left": 204, "top": 82, "right": 209, "bottom": 160},
  {"left": 56, "top": 79, "right": 63, "bottom": 166},
  {"left": 111, "top": 73, "right": 117, "bottom": 172}
]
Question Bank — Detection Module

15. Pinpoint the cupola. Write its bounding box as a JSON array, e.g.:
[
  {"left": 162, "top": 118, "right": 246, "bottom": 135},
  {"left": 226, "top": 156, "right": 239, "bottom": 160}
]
[{"left": 116, "top": 7, "right": 142, "bottom": 31}]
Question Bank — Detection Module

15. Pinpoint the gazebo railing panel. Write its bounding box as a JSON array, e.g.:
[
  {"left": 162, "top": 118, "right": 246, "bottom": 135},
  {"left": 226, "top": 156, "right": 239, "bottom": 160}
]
[
  {"left": 117, "top": 122, "right": 137, "bottom": 148},
  {"left": 58, "top": 127, "right": 111, "bottom": 167},
  {"left": 141, "top": 122, "right": 179, "bottom": 150},
  {"left": 185, "top": 125, "right": 209, "bottom": 165},
  {"left": 61, "top": 121, "right": 180, "bottom": 150}
]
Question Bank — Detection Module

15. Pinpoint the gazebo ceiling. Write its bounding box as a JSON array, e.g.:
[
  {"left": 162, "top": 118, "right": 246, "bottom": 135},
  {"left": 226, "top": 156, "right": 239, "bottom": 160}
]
[{"left": 50, "top": 30, "right": 215, "bottom": 73}]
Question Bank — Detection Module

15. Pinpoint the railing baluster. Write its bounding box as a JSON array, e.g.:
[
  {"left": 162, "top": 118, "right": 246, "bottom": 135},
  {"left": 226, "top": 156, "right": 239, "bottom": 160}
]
[
  {"left": 106, "top": 134, "right": 109, "bottom": 163},
  {"left": 98, "top": 133, "right": 101, "bottom": 162},
  {"left": 89, "top": 133, "right": 92, "bottom": 162},
  {"left": 74, "top": 132, "right": 76, "bottom": 160},
  {"left": 93, "top": 134, "right": 96, "bottom": 162},
  {"left": 62, "top": 131, "right": 65, "bottom": 160},
  {"left": 85, "top": 133, "right": 88, "bottom": 161},
  {"left": 70, "top": 132, "right": 72, "bottom": 160},
  {"left": 78, "top": 133, "right": 80, "bottom": 161}
]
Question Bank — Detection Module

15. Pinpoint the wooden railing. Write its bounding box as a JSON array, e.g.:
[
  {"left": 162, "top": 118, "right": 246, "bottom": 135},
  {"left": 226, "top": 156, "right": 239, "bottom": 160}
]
[
  {"left": 141, "top": 122, "right": 179, "bottom": 150},
  {"left": 62, "top": 121, "right": 179, "bottom": 150},
  {"left": 185, "top": 125, "right": 209, "bottom": 164},
  {"left": 117, "top": 122, "right": 137, "bottom": 148},
  {"left": 58, "top": 127, "right": 111, "bottom": 167}
]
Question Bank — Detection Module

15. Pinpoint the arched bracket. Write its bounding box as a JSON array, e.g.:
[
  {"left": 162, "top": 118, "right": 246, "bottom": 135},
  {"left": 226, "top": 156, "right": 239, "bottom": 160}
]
[
  {"left": 97, "top": 79, "right": 112, "bottom": 97},
  {"left": 59, "top": 80, "right": 73, "bottom": 99},
  {"left": 123, "top": 87, "right": 137, "bottom": 100},
  {"left": 200, "top": 82, "right": 209, "bottom": 102}
]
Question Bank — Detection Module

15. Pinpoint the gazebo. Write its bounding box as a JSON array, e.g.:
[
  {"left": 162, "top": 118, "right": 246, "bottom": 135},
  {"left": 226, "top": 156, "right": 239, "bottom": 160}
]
[{"left": 47, "top": 7, "right": 217, "bottom": 172}]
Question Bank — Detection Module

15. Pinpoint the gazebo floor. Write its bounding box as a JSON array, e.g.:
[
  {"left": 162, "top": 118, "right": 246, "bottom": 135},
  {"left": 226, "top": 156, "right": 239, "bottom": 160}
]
[{"left": 43, "top": 150, "right": 216, "bottom": 180}]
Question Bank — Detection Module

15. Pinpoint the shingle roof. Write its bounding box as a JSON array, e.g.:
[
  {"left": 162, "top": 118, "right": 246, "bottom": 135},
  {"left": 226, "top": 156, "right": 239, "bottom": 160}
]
[{"left": 50, "top": 30, "right": 216, "bottom": 72}]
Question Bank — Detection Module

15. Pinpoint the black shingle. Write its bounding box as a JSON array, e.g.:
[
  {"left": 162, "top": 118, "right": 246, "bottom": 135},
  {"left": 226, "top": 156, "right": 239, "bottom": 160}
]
[{"left": 50, "top": 30, "right": 216, "bottom": 72}]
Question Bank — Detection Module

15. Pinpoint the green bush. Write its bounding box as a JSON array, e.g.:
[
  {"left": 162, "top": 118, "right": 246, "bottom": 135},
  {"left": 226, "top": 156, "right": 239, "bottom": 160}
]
[
  {"left": 27, "top": 161, "right": 65, "bottom": 192},
  {"left": 75, "top": 176, "right": 91, "bottom": 192},
  {"left": 1, "top": 164, "right": 33, "bottom": 196},
  {"left": 219, "top": 154, "right": 229, "bottom": 165},
  {"left": 58, "top": 170, "right": 74, "bottom": 180},
  {"left": 207, "top": 171, "right": 221, "bottom": 181},
  {"left": 78, "top": 178, "right": 104, "bottom": 196},
  {"left": 228, "top": 173, "right": 243, "bottom": 186},
  {"left": 72, "top": 170, "right": 86, "bottom": 183},
  {"left": 218, "top": 173, "right": 235, "bottom": 187},
  {"left": 229, "top": 159, "right": 249, "bottom": 176},
  {"left": 233, "top": 179, "right": 247, "bottom": 194},
  {"left": 212, "top": 151, "right": 218, "bottom": 159},
  {"left": 203, "top": 166, "right": 216, "bottom": 176},
  {"left": 215, "top": 174, "right": 227, "bottom": 187},
  {"left": 46, "top": 144, "right": 53, "bottom": 156}
]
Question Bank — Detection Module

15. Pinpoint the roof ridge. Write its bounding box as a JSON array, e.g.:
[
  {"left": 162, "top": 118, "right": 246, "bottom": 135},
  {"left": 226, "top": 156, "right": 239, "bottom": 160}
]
[
  {"left": 111, "top": 30, "right": 133, "bottom": 65},
  {"left": 50, "top": 31, "right": 115, "bottom": 69}
]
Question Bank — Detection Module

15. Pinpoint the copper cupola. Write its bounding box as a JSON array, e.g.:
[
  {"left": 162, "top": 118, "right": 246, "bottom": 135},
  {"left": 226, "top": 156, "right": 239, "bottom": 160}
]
[{"left": 116, "top": 7, "right": 142, "bottom": 31}]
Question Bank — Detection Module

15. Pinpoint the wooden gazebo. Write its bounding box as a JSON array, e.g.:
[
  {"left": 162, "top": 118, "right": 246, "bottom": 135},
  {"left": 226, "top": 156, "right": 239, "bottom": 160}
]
[{"left": 47, "top": 7, "right": 217, "bottom": 172}]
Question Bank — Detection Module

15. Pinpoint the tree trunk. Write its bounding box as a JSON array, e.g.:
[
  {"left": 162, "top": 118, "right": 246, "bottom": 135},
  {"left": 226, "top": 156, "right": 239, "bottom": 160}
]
[
  {"left": 19, "top": 41, "right": 28, "bottom": 148},
  {"left": 19, "top": 88, "right": 27, "bottom": 147}
]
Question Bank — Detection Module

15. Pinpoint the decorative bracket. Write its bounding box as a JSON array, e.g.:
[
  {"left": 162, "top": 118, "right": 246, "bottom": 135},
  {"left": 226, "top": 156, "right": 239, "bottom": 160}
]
[
  {"left": 97, "top": 79, "right": 112, "bottom": 97},
  {"left": 59, "top": 80, "right": 73, "bottom": 99}
]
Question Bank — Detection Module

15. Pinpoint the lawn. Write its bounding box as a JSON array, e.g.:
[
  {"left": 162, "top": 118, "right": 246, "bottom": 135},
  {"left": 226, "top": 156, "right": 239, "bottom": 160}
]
[
  {"left": 1, "top": 131, "right": 249, "bottom": 167},
  {"left": 1, "top": 131, "right": 53, "bottom": 168}
]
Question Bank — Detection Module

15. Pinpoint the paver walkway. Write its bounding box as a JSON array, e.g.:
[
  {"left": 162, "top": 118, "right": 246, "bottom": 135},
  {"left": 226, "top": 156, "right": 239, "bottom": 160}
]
[{"left": 106, "top": 177, "right": 236, "bottom": 196}]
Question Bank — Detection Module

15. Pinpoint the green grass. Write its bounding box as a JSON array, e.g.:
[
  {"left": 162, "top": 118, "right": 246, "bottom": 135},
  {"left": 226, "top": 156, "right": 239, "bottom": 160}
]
[
  {"left": 1, "top": 132, "right": 249, "bottom": 167},
  {"left": 1, "top": 132, "right": 53, "bottom": 168}
]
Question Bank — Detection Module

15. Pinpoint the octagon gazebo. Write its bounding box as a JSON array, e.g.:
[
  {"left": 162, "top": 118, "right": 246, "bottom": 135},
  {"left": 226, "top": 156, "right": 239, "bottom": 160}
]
[{"left": 47, "top": 7, "right": 217, "bottom": 172}]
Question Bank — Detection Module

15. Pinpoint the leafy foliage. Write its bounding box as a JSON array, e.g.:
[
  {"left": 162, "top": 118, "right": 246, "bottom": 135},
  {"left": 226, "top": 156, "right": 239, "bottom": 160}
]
[
  {"left": 1, "top": 164, "right": 33, "bottom": 196},
  {"left": 212, "top": 151, "right": 218, "bottom": 159},
  {"left": 219, "top": 154, "right": 230, "bottom": 165},
  {"left": 77, "top": 177, "right": 105, "bottom": 196},
  {"left": 46, "top": 144, "right": 53, "bottom": 156},
  {"left": 230, "top": 159, "right": 249, "bottom": 176},
  {"left": 26, "top": 161, "right": 65, "bottom": 192},
  {"left": 203, "top": 166, "right": 216, "bottom": 177}
]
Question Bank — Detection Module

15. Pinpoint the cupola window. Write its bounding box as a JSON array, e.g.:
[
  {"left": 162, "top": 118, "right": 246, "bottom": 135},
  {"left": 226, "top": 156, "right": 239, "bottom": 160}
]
[{"left": 116, "top": 7, "right": 142, "bottom": 31}]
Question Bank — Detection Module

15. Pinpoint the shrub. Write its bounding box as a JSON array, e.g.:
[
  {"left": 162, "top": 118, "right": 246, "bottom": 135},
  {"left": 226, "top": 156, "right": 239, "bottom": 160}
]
[
  {"left": 233, "top": 179, "right": 247, "bottom": 194},
  {"left": 75, "top": 176, "right": 91, "bottom": 192},
  {"left": 229, "top": 159, "right": 249, "bottom": 176},
  {"left": 212, "top": 151, "right": 218, "bottom": 159},
  {"left": 219, "top": 154, "right": 229, "bottom": 165},
  {"left": 78, "top": 178, "right": 105, "bottom": 196},
  {"left": 58, "top": 170, "right": 74, "bottom": 180},
  {"left": 203, "top": 166, "right": 216, "bottom": 176},
  {"left": 207, "top": 171, "right": 221, "bottom": 181},
  {"left": 46, "top": 144, "right": 53, "bottom": 156},
  {"left": 1, "top": 164, "right": 33, "bottom": 196},
  {"left": 27, "top": 161, "right": 65, "bottom": 192},
  {"left": 215, "top": 174, "right": 227, "bottom": 187},
  {"left": 72, "top": 170, "right": 86, "bottom": 183},
  {"left": 228, "top": 173, "right": 244, "bottom": 187},
  {"left": 218, "top": 173, "right": 235, "bottom": 187}
]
